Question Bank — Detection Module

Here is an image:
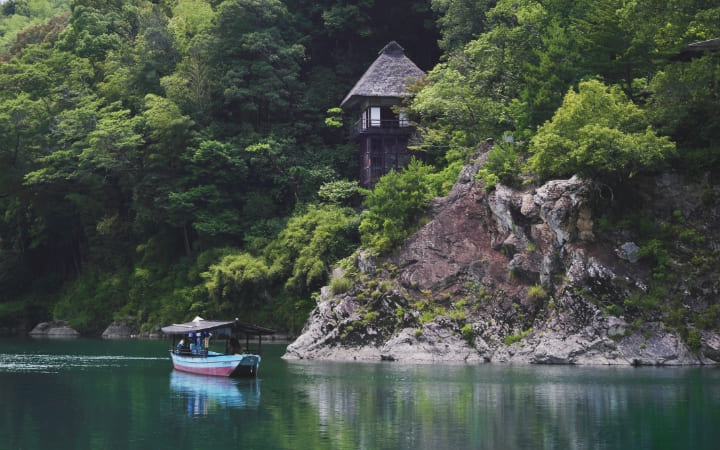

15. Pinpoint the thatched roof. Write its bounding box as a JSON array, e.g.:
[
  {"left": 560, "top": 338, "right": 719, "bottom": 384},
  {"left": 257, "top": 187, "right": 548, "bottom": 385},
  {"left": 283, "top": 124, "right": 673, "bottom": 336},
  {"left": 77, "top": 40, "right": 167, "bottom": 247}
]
[
  {"left": 687, "top": 38, "right": 720, "bottom": 52},
  {"left": 673, "top": 38, "right": 720, "bottom": 61},
  {"left": 341, "top": 41, "right": 425, "bottom": 108}
]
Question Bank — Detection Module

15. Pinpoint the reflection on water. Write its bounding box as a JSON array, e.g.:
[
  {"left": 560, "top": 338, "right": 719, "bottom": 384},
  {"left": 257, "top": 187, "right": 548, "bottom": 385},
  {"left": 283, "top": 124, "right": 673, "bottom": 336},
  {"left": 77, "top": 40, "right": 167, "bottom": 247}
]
[
  {"left": 284, "top": 361, "right": 720, "bottom": 449},
  {"left": 1, "top": 340, "right": 719, "bottom": 449},
  {"left": 169, "top": 370, "right": 261, "bottom": 416}
]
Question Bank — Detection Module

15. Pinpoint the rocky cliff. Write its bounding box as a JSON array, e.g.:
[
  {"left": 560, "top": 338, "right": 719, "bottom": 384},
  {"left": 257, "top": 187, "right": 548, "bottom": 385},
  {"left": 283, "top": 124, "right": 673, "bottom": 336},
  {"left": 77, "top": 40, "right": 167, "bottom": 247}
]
[{"left": 284, "top": 149, "right": 720, "bottom": 365}]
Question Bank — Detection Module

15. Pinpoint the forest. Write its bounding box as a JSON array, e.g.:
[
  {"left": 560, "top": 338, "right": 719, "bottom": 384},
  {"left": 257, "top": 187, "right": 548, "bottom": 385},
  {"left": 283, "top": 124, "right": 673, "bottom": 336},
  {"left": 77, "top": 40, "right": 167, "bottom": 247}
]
[{"left": 0, "top": 0, "right": 718, "bottom": 335}]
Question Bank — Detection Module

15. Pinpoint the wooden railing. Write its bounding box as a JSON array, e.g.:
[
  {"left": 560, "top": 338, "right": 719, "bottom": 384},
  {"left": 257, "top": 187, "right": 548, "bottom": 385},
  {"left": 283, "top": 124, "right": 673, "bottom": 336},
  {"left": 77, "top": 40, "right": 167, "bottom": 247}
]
[{"left": 355, "top": 118, "right": 410, "bottom": 131}]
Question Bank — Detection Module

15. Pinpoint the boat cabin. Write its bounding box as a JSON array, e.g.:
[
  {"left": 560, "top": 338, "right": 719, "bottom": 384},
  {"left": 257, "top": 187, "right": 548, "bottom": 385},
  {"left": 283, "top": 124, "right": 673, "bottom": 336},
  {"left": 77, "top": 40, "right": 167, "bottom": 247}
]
[
  {"left": 341, "top": 41, "right": 425, "bottom": 188},
  {"left": 161, "top": 316, "right": 275, "bottom": 377}
]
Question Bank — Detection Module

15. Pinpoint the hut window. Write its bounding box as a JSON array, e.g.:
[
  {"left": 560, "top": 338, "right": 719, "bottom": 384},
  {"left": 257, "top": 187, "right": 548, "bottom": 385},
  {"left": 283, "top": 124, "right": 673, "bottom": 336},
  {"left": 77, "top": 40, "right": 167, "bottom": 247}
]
[
  {"left": 370, "top": 107, "right": 381, "bottom": 127},
  {"left": 399, "top": 111, "right": 408, "bottom": 127}
]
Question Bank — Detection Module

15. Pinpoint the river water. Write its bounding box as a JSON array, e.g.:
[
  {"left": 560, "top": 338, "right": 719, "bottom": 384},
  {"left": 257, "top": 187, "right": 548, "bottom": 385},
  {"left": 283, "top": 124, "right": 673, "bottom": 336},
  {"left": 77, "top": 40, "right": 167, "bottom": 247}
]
[{"left": 1, "top": 338, "right": 719, "bottom": 449}]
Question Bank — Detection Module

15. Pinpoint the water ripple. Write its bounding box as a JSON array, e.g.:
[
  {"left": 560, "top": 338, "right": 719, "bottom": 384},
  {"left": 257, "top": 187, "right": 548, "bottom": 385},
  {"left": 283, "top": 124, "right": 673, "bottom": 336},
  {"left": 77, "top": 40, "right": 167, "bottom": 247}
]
[{"left": 0, "top": 353, "right": 166, "bottom": 373}]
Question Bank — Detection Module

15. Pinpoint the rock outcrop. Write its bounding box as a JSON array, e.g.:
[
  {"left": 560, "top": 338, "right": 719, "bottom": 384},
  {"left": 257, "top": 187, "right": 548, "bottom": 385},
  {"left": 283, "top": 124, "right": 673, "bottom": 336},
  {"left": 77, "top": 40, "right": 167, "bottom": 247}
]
[
  {"left": 102, "top": 317, "right": 140, "bottom": 339},
  {"left": 29, "top": 320, "right": 80, "bottom": 338},
  {"left": 284, "top": 149, "right": 720, "bottom": 365}
]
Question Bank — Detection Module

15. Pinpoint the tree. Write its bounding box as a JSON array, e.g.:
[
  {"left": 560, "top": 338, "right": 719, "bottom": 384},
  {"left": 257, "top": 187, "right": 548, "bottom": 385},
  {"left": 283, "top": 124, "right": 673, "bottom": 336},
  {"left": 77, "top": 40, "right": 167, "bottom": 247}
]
[
  {"left": 528, "top": 80, "right": 675, "bottom": 182},
  {"left": 359, "top": 159, "right": 435, "bottom": 254},
  {"left": 410, "top": 0, "right": 545, "bottom": 164},
  {"left": 208, "top": 0, "right": 305, "bottom": 130},
  {"left": 431, "top": 0, "right": 495, "bottom": 53}
]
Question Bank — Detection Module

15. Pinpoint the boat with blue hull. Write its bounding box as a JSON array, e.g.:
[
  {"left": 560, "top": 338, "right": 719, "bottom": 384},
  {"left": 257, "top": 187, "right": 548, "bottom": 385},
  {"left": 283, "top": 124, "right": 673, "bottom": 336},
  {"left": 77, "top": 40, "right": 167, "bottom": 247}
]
[{"left": 161, "top": 317, "right": 275, "bottom": 377}]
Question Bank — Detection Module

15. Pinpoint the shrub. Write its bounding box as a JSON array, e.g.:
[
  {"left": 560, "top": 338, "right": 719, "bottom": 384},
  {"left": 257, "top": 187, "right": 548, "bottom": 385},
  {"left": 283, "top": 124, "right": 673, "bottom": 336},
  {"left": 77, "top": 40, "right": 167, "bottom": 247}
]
[
  {"left": 639, "top": 239, "right": 671, "bottom": 280},
  {"left": 330, "top": 276, "right": 352, "bottom": 295},
  {"left": 528, "top": 80, "right": 675, "bottom": 183},
  {"left": 318, "top": 179, "right": 361, "bottom": 205},
  {"left": 504, "top": 328, "right": 533, "bottom": 345},
  {"left": 687, "top": 329, "right": 702, "bottom": 352},
  {"left": 269, "top": 204, "right": 361, "bottom": 294},
  {"left": 476, "top": 141, "right": 523, "bottom": 192},
  {"left": 420, "top": 311, "right": 436, "bottom": 325},
  {"left": 362, "top": 311, "right": 378, "bottom": 324},
  {"left": 527, "top": 284, "right": 548, "bottom": 302},
  {"left": 359, "top": 158, "right": 436, "bottom": 254},
  {"left": 461, "top": 323, "right": 474, "bottom": 343}
]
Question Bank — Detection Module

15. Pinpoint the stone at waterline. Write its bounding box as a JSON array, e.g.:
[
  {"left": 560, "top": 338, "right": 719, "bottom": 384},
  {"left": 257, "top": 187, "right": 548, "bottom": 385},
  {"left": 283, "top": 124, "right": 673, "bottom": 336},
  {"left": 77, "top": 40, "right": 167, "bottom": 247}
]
[
  {"left": 102, "top": 317, "right": 140, "bottom": 339},
  {"left": 29, "top": 320, "right": 80, "bottom": 337}
]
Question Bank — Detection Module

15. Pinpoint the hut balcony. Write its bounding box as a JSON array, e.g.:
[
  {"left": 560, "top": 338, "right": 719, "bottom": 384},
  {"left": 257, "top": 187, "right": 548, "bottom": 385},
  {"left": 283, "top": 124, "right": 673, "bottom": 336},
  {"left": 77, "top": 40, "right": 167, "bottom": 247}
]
[{"left": 350, "top": 117, "right": 412, "bottom": 137}]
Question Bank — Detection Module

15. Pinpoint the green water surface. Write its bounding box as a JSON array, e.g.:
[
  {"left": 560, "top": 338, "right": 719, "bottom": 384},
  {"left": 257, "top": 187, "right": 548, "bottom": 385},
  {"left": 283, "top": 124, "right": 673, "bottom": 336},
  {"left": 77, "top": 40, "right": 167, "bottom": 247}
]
[{"left": 1, "top": 338, "right": 719, "bottom": 449}]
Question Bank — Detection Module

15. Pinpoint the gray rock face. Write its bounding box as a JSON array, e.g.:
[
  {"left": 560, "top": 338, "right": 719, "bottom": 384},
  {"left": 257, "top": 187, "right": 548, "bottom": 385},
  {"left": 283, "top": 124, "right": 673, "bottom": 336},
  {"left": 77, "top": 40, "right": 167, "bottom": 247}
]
[
  {"left": 102, "top": 317, "right": 140, "bottom": 339},
  {"left": 616, "top": 242, "right": 641, "bottom": 263},
  {"left": 29, "top": 321, "right": 80, "bottom": 338},
  {"left": 284, "top": 149, "right": 720, "bottom": 366}
]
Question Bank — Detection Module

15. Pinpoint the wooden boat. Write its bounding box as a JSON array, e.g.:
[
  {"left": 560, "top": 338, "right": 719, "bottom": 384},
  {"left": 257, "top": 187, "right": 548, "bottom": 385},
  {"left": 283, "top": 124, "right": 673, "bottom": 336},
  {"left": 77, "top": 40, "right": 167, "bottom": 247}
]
[{"left": 161, "top": 316, "right": 275, "bottom": 377}]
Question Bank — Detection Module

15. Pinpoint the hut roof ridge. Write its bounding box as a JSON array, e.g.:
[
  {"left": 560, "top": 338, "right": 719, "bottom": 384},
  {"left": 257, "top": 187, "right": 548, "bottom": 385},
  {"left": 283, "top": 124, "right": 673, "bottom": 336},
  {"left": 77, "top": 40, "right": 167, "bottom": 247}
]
[{"left": 340, "top": 41, "right": 425, "bottom": 108}]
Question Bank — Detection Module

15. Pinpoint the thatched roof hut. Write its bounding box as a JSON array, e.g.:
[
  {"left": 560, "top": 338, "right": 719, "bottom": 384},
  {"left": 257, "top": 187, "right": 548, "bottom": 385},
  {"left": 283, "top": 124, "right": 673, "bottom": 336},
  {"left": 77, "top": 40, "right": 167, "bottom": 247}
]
[
  {"left": 674, "top": 37, "right": 720, "bottom": 61},
  {"left": 340, "top": 41, "right": 425, "bottom": 109}
]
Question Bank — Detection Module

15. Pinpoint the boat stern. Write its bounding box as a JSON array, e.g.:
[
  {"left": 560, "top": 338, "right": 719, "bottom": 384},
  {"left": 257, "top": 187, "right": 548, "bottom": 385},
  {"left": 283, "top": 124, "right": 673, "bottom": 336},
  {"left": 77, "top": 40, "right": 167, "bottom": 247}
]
[{"left": 230, "top": 355, "right": 261, "bottom": 377}]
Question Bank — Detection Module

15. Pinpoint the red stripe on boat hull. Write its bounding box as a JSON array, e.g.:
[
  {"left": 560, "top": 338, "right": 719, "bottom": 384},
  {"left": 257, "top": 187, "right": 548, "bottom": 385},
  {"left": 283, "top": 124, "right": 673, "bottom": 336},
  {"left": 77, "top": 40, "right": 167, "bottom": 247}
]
[
  {"left": 172, "top": 362, "right": 237, "bottom": 377},
  {"left": 169, "top": 351, "right": 260, "bottom": 377}
]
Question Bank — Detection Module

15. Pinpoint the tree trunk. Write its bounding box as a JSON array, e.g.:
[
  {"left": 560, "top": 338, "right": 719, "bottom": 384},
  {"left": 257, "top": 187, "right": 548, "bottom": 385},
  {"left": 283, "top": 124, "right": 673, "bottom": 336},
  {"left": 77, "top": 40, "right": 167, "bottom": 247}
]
[{"left": 183, "top": 223, "right": 192, "bottom": 256}]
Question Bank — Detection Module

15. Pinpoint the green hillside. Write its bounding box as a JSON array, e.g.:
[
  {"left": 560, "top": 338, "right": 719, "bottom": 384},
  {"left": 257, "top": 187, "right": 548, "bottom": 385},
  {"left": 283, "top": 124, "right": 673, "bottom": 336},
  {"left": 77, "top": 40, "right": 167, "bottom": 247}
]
[{"left": 0, "top": 0, "right": 718, "bottom": 335}]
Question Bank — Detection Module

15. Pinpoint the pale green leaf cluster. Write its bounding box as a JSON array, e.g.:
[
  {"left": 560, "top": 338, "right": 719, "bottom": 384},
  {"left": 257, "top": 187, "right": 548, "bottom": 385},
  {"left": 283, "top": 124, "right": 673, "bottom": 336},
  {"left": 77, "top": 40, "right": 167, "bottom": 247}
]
[
  {"left": 317, "top": 179, "right": 360, "bottom": 205},
  {"left": 202, "top": 204, "right": 360, "bottom": 306},
  {"left": 359, "top": 159, "right": 435, "bottom": 254},
  {"left": 528, "top": 80, "right": 675, "bottom": 182}
]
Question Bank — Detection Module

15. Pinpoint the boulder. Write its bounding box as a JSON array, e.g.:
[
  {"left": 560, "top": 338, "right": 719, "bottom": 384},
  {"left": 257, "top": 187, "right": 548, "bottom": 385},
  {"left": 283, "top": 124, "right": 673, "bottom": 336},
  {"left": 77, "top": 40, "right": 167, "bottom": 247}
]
[
  {"left": 29, "top": 321, "right": 80, "bottom": 338},
  {"left": 616, "top": 242, "right": 641, "bottom": 263},
  {"left": 102, "top": 317, "right": 140, "bottom": 339}
]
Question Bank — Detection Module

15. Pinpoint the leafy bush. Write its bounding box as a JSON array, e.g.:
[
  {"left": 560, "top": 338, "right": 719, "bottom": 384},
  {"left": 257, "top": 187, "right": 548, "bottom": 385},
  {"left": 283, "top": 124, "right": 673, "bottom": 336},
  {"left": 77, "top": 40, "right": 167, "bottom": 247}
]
[
  {"left": 330, "top": 276, "right": 352, "bottom": 295},
  {"left": 461, "top": 323, "right": 474, "bottom": 343},
  {"left": 53, "top": 268, "right": 130, "bottom": 334},
  {"left": 527, "top": 284, "right": 548, "bottom": 302},
  {"left": 318, "top": 180, "right": 361, "bottom": 205},
  {"left": 359, "top": 158, "right": 436, "bottom": 254},
  {"left": 639, "top": 239, "right": 671, "bottom": 280},
  {"left": 686, "top": 329, "right": 701, "bottom": 352},
  {"left": 420, "top": 311, "right": 436, "bottom": 325},
  {"left": 528, "top": 80, "right": 676, "bottom": 183},
  {"left": 270, "top": 204, "right": 361, "bottom": 293},
  {"left": 476, "top": 142, "right": 523, "bottom": 192},
  {"left": 504, "top": 328, "right": 533, "bottom": 346},
  {"left": 361, "top": 311, "right": 378, "bottom": 324}
]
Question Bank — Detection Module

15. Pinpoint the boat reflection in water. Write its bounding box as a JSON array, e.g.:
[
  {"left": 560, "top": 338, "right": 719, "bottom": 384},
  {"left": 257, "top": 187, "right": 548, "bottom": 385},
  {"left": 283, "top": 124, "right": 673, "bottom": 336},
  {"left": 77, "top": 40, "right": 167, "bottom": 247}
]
[{"left": 169, "top": 370, "right": 261, "bottom": 416}]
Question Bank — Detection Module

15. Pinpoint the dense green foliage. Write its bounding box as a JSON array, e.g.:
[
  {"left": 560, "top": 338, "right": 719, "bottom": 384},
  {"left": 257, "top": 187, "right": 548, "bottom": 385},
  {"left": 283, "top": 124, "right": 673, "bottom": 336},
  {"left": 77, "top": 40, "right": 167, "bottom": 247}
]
[
  {"left": 413, "top": 0, "right": 720, "bottom": 185},
  {"left": 528, "top": 80, "right": 676, "bottom": 182},
  {"left": 359, "top": 159, "right": 435, "bottom": 254},
  {"left": 0, "top": 0, "right": 71, "bottom": 56},
  {"left": 0, "top": 0, "right": 438, "bottom": 332},
  {"left": 1, "top": 0, "right": 719, "bottom": 334}
]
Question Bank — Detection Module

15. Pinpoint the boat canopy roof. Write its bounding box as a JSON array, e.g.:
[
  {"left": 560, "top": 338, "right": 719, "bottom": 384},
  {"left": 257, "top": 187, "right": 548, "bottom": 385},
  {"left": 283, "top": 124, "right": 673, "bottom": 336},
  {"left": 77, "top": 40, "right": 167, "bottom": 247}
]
[{"left": 161, "top": 316, "right": 276, "bottom": 336}]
